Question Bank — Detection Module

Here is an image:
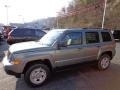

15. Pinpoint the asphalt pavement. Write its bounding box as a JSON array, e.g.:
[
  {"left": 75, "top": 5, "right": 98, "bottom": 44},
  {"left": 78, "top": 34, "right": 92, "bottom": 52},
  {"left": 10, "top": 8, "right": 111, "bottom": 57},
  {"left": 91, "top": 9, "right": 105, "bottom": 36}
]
[{"left": 0, "top": 40, "right": 9, "bottom": 61}]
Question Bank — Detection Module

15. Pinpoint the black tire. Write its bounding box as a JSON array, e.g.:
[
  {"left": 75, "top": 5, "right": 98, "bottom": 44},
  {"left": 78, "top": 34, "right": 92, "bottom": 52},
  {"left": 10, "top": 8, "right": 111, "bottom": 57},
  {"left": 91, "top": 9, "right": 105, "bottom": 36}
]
[
  {"left": 24, "top": 64, "right": 50, "bottom": 87},
  {"left": 97, "top": 54, "right": 111, "bottom": 70}
]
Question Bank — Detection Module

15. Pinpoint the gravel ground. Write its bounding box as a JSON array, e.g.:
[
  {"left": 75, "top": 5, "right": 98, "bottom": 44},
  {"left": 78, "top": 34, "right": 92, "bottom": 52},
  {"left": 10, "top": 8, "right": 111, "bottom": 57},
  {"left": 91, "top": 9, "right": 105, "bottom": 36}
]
[{"left": 0, "top": 42, "right": 120, "bottom": 90}]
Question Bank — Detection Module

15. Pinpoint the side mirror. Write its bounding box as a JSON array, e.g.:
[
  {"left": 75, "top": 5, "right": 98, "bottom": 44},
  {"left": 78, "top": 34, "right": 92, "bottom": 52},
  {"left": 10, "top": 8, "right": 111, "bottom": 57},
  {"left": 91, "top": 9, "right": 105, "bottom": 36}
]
[{"left": 58, "top": 42, "right": 67, "bottom": 49}]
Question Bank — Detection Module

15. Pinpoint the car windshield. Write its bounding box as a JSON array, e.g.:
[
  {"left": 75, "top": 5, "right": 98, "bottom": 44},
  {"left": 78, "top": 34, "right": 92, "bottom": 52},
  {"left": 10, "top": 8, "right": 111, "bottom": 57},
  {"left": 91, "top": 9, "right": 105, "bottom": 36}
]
[{"left": 38, "top": 30, "right": 63, "bottom": 46}]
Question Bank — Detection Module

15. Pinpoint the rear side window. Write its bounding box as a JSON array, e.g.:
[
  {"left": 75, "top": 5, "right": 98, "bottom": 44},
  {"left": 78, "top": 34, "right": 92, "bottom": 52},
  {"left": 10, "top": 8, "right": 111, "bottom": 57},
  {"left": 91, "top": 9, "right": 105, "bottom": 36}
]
[
  {"left": 86, "top": 32, "right": 99, "bottom": 44},
  {"left": 101, "top": 32, "right": 112, "bottom": 42}
]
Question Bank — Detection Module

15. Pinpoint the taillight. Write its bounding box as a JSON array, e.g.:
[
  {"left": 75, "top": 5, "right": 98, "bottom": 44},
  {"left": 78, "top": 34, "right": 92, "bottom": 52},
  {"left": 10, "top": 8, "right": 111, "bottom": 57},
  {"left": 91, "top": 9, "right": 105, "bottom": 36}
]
[{"left": 8, "top": 35, "right": 13, "bottom": 40}]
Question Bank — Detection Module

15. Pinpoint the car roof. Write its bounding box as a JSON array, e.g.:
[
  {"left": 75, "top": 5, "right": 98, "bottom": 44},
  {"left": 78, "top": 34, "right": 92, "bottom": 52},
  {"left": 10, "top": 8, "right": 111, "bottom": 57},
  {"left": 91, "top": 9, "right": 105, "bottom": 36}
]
[
  {"left": 14, "top": 28, "right": 39, "bottom": 30},
  {"left": 13, "top": 28, "right": 46, "bottom": 32}
]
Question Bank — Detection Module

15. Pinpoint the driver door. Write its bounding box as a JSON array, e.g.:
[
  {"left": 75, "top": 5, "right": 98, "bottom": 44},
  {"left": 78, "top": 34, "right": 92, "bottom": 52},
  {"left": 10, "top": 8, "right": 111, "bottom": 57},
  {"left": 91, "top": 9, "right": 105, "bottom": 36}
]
[{"left": 55, "top": 31, "right": 85, "bottom": 67}]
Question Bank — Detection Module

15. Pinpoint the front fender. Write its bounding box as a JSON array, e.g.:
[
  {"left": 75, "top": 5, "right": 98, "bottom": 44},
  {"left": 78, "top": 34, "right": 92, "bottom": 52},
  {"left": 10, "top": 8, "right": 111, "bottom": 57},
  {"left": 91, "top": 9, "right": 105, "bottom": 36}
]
[{"left": 21, "top": 53, "right": 55, "bottom": 68}]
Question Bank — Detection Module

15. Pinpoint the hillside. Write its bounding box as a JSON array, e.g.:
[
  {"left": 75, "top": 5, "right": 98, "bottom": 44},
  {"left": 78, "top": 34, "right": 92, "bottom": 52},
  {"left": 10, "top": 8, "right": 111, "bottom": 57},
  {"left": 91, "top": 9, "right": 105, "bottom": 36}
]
[
  {"left": 56, "top": 0, "right": 120, "bottom": 30},
  {"left": 10, "top": 17, "right": 55, "bottom": 30}
]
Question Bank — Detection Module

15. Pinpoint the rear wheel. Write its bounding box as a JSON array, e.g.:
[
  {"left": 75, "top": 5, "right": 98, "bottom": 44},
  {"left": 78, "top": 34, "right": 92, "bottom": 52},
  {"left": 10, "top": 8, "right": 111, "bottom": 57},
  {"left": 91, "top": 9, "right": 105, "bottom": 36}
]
[
  {"left": 97, "top": 54, "right": 111, "bottom": 70},
  {"left": 24, "top": 64, "right": 50, "bottom": 87}
]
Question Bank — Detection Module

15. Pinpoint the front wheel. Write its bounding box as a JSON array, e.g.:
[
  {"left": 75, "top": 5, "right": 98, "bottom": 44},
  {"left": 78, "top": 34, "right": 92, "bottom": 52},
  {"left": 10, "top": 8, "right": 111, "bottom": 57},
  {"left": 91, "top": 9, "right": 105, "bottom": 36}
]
[
  {"left": 24, "top": 64, "right": 50, "bottom": 87},
  {"left": 97, "top": 54, "right": 111, "bottom": 70}
]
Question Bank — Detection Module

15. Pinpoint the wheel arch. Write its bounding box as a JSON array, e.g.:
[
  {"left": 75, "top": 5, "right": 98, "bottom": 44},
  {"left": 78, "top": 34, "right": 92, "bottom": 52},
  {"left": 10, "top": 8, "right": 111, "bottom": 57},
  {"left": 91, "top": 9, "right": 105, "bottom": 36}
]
[
  {"left": 22, "top": 59, "right": 53, "bottom": 74},
  {"left": 99, "top": 51, "right": 113, "bottom": 60}
]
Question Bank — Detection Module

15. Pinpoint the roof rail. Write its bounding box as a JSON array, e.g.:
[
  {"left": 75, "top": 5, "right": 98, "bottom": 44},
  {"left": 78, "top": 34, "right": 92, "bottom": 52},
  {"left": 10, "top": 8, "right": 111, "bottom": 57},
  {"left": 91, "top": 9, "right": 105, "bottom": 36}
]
[
  {"left": 81, "top": 27, "right": 109, "bottom": 30},
  {"left": 66, "top": 27, "right": 111, "bottom": 30}
]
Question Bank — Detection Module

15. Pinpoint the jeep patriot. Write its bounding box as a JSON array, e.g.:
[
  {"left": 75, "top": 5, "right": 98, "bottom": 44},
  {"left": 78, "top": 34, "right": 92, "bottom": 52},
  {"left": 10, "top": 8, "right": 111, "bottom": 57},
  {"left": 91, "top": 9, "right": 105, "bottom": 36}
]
[{"left": 2, "top": 28, "right": 116, "bottom": 87}]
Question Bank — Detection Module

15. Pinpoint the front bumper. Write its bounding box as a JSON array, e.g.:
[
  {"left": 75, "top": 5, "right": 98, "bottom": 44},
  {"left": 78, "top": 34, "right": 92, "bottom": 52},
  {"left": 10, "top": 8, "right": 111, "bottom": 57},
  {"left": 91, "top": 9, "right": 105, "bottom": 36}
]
[
  {"left": 2, "top": 56, "right": 22, "bottom": 78},
  {"left": 4, "top": 67, "right": 21, "bottom": 78}
]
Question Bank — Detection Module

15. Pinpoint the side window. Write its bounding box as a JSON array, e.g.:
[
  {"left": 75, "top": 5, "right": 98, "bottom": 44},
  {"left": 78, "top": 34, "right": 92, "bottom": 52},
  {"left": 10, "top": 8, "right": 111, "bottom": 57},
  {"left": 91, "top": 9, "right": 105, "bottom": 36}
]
[
  {"left": 101, "top": 32, "right": 112, "bottom": 42},
  {"left": 24, "top": 29, "right": 35, "bottom": 36},
  {"left": 62, "top": 32, "right": 82, "bottom": 46},
  {"left": 86, "top": 32, "right": 99, "bottom": 44},
  {"left": 11, "top": 29, "right": 24, "bottom": 37}
]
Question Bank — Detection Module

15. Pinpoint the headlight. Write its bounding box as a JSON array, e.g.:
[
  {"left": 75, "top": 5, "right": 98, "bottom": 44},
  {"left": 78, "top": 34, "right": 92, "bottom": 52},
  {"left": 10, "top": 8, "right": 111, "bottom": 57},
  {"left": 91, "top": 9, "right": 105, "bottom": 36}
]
[
  {"left": 10, "top": 58, "right": 21, "bottom": 65},
  {"left": 9, "top": 54, "right": 21, "bottom": 65},
  {"left": 9, "top": 54, "right": 15, "bottom": 61}
]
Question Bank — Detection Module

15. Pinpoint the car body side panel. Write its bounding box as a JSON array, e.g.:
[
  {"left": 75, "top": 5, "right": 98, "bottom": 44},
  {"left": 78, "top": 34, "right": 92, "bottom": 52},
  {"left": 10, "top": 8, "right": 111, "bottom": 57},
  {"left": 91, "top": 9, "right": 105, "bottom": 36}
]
[
  {"left": 54, "top": 45, "right": 87, "bottom": 67},
  {"left": 97, "top": 42, "right": 116, "bottom": 60}
]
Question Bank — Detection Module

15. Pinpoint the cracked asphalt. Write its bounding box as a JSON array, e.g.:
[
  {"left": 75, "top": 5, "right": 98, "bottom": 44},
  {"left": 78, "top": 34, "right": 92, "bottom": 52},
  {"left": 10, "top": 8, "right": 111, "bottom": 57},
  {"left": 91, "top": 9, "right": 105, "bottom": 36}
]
[{"left": 0, "top": 41, "right": 120, "bottom": 90}]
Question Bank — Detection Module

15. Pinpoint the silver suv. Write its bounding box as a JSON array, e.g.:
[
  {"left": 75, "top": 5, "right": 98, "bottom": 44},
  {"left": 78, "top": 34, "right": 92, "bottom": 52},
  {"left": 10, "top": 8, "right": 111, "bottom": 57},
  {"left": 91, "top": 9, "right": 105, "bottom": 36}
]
[{"left": 3, "top": 28, "right": 116, "bottom": 87}]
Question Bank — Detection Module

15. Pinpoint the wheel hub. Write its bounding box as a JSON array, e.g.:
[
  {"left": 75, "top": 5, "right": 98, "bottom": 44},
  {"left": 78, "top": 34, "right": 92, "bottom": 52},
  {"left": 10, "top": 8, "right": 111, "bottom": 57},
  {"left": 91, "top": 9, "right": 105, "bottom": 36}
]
[
  {"left": 30, "top": 68, "right": 47, "bottom": 84},
  {"left": 101, "top": 57, "right": 110, "bottom": 69}
]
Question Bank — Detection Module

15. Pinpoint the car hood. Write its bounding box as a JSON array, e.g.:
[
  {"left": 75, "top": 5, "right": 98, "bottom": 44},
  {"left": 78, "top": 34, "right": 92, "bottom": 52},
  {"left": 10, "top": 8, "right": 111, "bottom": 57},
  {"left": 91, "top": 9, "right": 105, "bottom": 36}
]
[{"left": 9, "top": 41, "right": 49, "bottom": 53}]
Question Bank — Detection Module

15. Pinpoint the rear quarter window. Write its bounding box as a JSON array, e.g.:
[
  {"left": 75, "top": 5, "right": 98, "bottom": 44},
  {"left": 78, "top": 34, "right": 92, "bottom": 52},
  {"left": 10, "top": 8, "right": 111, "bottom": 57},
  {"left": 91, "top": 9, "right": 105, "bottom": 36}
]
[{"left": 101, "top": 32, "right": 112, "bottom": 42}]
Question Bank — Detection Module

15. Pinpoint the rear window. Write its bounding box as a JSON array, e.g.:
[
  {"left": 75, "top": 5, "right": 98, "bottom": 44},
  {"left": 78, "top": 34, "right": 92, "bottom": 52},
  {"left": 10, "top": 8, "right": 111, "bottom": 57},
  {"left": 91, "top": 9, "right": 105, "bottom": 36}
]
[{"left": 101, "top": 32, "right": 112, "bottom": 42}]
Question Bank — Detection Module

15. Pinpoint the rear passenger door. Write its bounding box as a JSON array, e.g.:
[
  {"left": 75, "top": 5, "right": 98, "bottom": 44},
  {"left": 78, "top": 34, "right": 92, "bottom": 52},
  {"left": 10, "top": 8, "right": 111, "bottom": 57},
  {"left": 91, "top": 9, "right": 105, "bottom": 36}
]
[{"left": 83, "top": 31, "right": 100, "bottom": 61}]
